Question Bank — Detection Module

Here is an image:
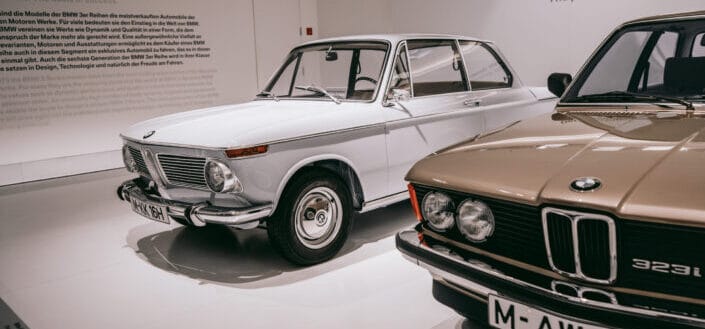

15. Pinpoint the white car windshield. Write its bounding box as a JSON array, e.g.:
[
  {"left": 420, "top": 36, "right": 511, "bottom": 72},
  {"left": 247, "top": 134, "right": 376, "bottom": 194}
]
[{"left": 261, "top": 41, "right": 389, "bottom": 102}]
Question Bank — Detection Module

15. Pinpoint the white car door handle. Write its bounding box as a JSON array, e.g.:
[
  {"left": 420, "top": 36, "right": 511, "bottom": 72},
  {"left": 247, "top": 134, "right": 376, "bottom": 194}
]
[{"left": 463, "top": 98, "right": 482, "bottom": 107}]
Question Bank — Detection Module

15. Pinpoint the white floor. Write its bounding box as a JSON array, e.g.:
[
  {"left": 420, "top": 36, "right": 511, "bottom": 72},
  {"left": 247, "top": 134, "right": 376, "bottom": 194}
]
[{"left": 0, "top": 170, "right": 482, "bottom": 329}]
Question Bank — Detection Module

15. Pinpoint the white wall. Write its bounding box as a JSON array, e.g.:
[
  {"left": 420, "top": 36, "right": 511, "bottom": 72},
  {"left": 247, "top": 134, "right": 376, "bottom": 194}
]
[
  {"left": 3, "top": 0, "right": 702, "bottom": 186},
  {"left": 253, "top": 0, "right": 318, "bottom": 90},
  {"left": 0, "top": 0, "right": 315, "bottom": 185},
  {"left": 317, "top": 0, "right": 705, "bottom": 86}
]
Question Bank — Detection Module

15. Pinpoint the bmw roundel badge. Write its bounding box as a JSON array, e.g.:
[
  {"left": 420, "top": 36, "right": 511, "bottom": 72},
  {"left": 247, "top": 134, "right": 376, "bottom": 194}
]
[{"left": 570, "top": 177, "right": 601, "bottom": 192}]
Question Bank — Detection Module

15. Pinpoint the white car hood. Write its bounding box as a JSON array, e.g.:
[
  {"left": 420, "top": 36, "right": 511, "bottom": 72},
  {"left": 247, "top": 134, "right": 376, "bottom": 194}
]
[{"left": 122, "top": 100, "right": 380, "bottom": 148}]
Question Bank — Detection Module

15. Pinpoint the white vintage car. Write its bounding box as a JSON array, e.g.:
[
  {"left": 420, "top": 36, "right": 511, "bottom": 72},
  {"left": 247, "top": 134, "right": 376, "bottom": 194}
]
[{"left": 117, "top": 34, "right": 556, "bottom": 264}]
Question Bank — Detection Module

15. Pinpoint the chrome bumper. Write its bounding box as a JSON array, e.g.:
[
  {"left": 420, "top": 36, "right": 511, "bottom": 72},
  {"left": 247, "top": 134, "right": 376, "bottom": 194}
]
[
  {"left": 117, "top": 179, "right": 273, "bottom": 227},
  {"left": 396, "top": 229, "right": 705, "bottom": 328}
]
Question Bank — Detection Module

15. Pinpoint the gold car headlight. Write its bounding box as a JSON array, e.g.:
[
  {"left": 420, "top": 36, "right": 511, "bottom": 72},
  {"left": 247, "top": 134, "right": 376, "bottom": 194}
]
[
  {"left": 421, "top": 192, "right": 455, "bottom": 231},
  {"left": 457, "top": 199, "right": 495, "bottom": 242}
]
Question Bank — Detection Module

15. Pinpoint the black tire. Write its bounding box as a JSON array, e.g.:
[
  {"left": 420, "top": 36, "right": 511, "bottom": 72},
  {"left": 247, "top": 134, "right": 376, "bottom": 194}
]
[{"left": 267, "top": 170, "right": 353, "bottom": 265}]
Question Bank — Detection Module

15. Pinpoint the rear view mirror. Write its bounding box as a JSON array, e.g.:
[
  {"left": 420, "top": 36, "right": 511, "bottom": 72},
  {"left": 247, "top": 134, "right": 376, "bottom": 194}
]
[
  {"left": 548, "top": 73, "right": 573, "bottom": 97},
  {"left": 325, "top": 51, "right": 338, "bottom": 61}
]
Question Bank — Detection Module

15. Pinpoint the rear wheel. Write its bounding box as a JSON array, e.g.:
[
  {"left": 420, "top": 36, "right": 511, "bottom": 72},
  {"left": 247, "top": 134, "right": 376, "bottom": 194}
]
[{"left": 267, "top": 170, "right": 352, "bottom": 265}]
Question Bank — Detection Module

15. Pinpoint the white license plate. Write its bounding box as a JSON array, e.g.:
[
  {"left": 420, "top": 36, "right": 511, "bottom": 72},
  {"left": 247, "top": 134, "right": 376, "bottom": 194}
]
[
  {"left": 130, "top": 196, "right": 170, "bottom": 224},
  {"left": 488, "top": 295, "right": 605, "bottom": 329}
]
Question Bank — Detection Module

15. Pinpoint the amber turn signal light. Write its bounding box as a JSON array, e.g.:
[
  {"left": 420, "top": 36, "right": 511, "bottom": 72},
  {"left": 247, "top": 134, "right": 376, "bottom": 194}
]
[
  {"left": 408, "top": 183, "right": 422, "bottom": 221},
  {"left": 225, "top": 145, "right": 268, "bottom": 158}
]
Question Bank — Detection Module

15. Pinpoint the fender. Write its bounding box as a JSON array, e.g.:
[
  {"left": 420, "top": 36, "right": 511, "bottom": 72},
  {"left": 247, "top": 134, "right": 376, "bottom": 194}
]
[{"left": 271, "top": 153, "right": 364, "bottom": 212}]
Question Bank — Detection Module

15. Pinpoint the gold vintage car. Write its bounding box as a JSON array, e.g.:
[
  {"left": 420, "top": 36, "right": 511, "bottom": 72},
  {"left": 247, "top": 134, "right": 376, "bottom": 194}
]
[{"left": 397, "top": 11, "right": 705, "bottom": 329}]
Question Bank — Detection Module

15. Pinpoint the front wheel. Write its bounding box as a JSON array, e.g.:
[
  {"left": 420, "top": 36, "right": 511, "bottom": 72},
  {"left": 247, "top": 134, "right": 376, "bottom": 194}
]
[{"left": 267, "top": 171, "right": 352, "bottom": 265}]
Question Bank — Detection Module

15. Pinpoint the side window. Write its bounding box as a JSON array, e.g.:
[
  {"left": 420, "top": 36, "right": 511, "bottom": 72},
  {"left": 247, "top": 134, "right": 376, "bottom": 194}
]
[
  {"left": 386, "top": 43, "right": 411, "bottom": 99},
  {"left": 406, "top": 40, "right": 467, "bottom": 97},
  {"left": 459, "top": 41, "right": 511, "bottom": 90},
  {"left": 692, "top": 33, "right": 705, "bottom": 57}
]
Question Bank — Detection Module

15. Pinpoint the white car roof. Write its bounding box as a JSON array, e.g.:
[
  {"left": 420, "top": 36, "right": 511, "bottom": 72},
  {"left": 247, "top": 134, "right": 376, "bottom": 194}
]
[{"left": 297, "top": 34, "right": 490, "bottom": 48}]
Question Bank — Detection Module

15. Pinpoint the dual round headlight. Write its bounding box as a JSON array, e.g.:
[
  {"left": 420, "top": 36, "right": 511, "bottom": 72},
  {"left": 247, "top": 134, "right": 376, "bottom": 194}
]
[
  {"left": 204, "top": 159, "right": 243, "bottom": 193},
  {"left": 457, "top": 199, "right": 495, "bottom": 243},
  {"left": 122, "top": 145, "right": 136, "bottom": 172},
  {"left": 421, "top": 192, "right": 456, "bottom": 231},
  {"left": 421, "top": 191, "right": 495, "bottom": 243}
]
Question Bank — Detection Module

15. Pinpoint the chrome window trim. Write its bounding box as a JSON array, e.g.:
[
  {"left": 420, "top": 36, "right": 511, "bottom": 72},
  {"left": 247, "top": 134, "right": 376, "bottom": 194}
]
[
  {"left": 404, "top": 39, "right": 470, "bottom": 98},
  {"left": 541, "top": 207, "right": 618, "bottom": 285},
  {"left": 382, "top": 40, "right": 412, "bottom": 102},
  {"left": 457, "top": 40, "right": 514, "bottom": 91}
]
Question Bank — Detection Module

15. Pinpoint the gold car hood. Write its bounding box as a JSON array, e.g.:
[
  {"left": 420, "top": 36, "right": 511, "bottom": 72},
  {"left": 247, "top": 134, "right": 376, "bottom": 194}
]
[{"left": 407, "top": 109, "right": 705, "bottom": 227}]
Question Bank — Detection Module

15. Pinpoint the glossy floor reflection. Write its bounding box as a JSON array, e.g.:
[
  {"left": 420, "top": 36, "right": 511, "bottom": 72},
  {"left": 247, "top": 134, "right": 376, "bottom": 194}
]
[
  {"left": 127, "top": 193, "right": 424, "bottom": 288},
  {"left": 0, "top": 170, "right": 466, "bottom": 329}
]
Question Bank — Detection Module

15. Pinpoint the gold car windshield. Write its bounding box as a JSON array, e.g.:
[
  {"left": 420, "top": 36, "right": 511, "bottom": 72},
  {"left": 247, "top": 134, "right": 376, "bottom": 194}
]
[{"left": 565, "top": 18, "right": 705, "bottom": 103}]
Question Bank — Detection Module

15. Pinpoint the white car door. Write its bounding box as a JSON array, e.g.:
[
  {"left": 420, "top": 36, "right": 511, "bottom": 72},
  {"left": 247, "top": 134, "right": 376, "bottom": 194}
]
[
  {"left": 459, "top": 40, "right": 548, "bottom": 130},
  {"left": 383, "top": 39, "right": 486, "bottom": 195}
]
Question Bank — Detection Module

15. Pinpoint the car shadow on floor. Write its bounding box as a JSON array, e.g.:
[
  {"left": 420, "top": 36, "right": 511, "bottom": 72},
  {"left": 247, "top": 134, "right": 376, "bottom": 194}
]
[{"left": 126, "top": 201, "right": 416, "bottom": 288}]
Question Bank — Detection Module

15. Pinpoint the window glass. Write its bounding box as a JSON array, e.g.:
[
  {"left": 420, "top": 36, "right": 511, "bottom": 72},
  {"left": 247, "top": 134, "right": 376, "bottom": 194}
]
[
  {"left": 459, "top": 41, "right": 510, "bottom": 90},
  {"left": 643, "top": 32, "right": 678, "bottom": 88},
  {"left": 406, "top": 40, "right": 467, "bottom": 97},
  {"left": 292, "top": 50, "right": 350, "bottom": 98},
  {"left": 353, "top": 49, "right": 386, "bottom": 100},
  {"left": 386, "top": 43, "right": 411, "bottom": 99},
  {"left": 565, "top": 19, "right": 705, "bottom": 101},
  {"left": 579, "top": 31, "right": 650, "bottom": 96},
  {"left": 269, "top": 56, "right": 297, "bottom": 97},
  {"left": 265, "top": 42, "right": 388, "bottom": 101},
  {"left": 692, "top": 33, "right": 705, "bottom": 57}
]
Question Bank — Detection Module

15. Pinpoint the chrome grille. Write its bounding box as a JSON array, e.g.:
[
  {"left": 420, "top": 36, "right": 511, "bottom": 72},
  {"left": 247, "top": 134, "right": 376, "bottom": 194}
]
[
  {"left": 542, "top": 207, "right": 617, "bottom": 284},
  {"left": 127, "top": 146, "right": 151, "bottom": 178},
  {"left": 157, "top": 154, "right": 207, "bottom": 189}
]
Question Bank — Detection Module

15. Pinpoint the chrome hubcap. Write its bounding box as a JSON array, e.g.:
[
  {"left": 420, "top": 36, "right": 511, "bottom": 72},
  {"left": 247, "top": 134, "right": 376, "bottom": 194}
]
[{"left": 294, "top": 187, "right": 342, "bottom": 249}]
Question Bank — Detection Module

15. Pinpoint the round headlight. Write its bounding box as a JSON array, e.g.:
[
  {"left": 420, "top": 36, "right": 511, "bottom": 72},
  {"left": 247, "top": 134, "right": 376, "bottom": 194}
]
[
  {"left": 421, "top": 192, "right": 455, "bottom": 231},
  {"left": 204, "top": 159, "right": 242, "bottom": 193},
  {"left": 457, "top": 199, "right": 494, "bottom": 242},
  {"left": 122, "top": 145, "right": 136, "bottom": 172}
]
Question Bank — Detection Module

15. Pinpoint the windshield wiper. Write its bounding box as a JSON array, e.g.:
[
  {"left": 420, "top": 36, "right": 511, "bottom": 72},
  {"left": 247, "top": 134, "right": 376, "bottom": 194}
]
[
  {"left": 295, "top": 85, "right": 341, "bottom": 104},
  {"left": 256, "top": 90, "right": 279, "bottom": 101},
  {"left": 573, "top": 90, "right": 694, "bottom": 112}
]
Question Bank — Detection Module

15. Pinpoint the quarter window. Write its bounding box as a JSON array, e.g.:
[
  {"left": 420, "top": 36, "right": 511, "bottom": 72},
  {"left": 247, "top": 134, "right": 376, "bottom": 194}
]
[
  {"left": 406, "top": 40, "right": 468, "bottom": 97},
  {"left": 386, "top": 43, "right": 411, "bottom": 99},
  {"left": 459, "top": 41, "right": 511, "bottom": 90}
]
